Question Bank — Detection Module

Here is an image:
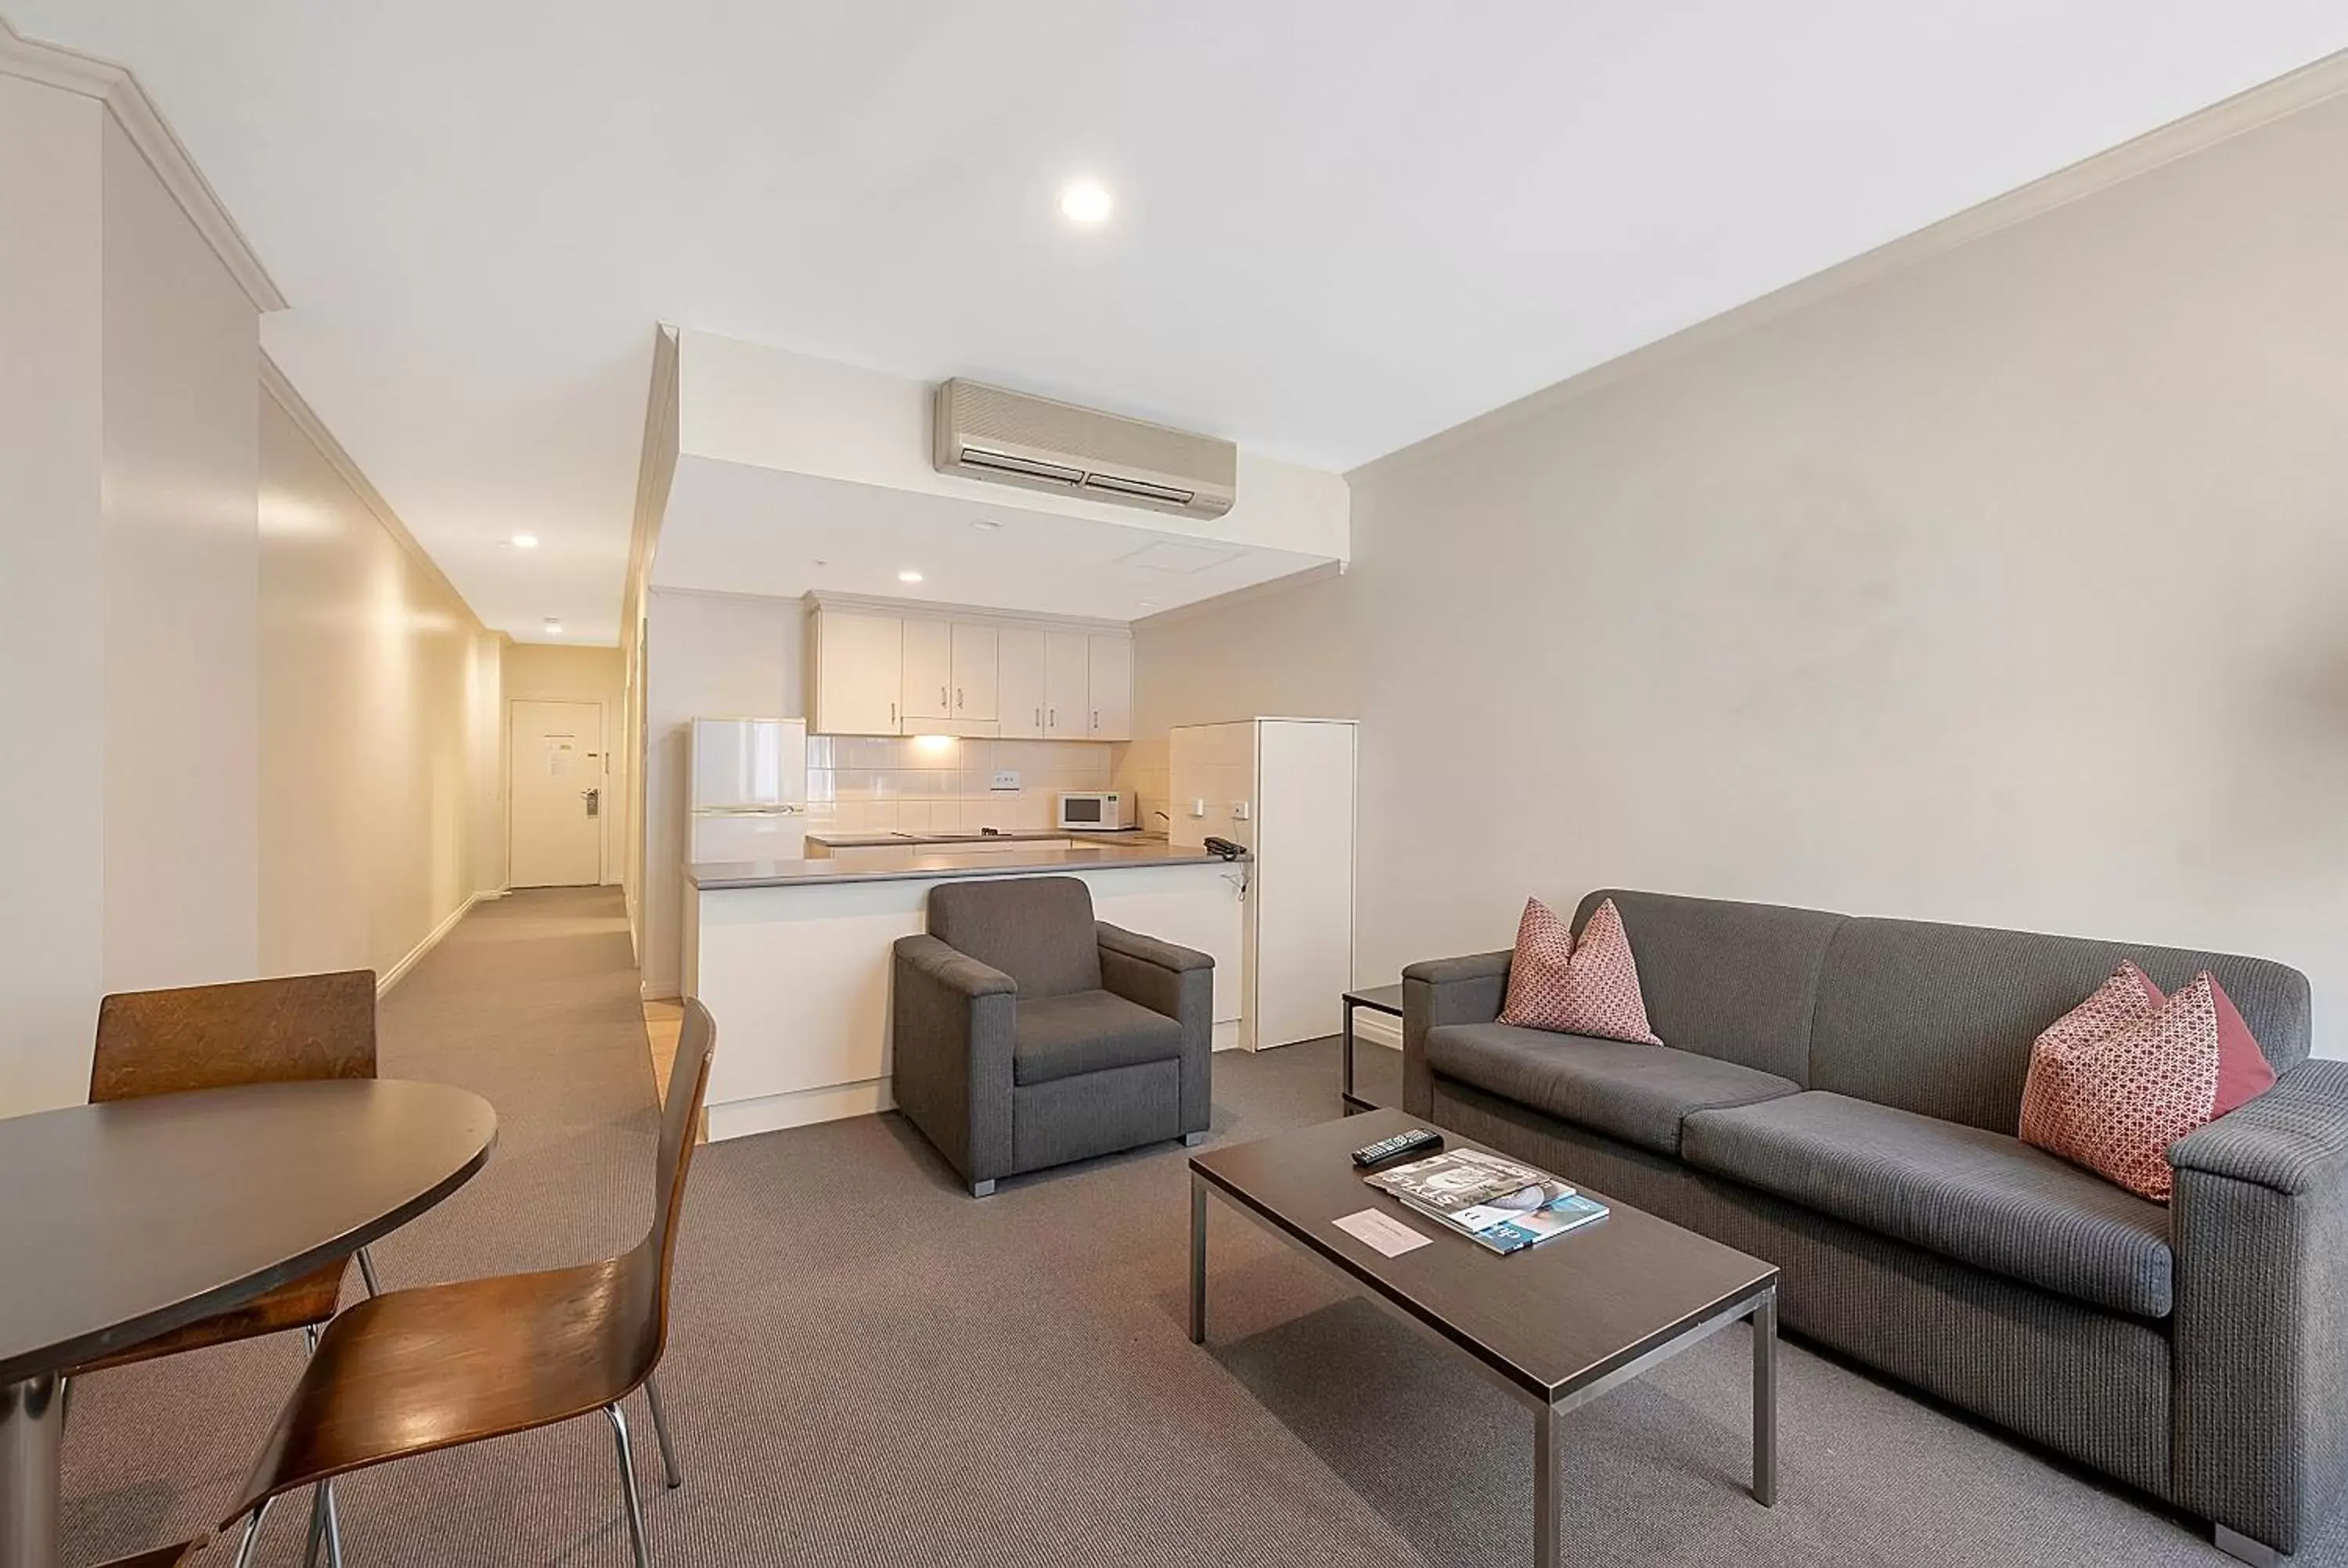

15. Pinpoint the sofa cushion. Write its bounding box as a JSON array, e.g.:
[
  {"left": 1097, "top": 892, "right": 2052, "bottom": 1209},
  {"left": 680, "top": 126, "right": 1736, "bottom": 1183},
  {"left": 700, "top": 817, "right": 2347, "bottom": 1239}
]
[
  {"left": 1572, "top": 890, "right": 1843, "bottom": 1084},
  {"left": 1424, "top": 1023, "right": 1799, "bottom": 1156},
  {"left": 930, "top": 876, "right": 1102, "bottom": 1000},
  {"left": 1499, "top": 897, "right": 1660, "bottom": 1044},
  {"left": 1682, "top": 1091, "right": 2173, "bottom": 1317},
  {"left": 1808, "top": 914, "right": 2313, "bottom": 1134},
  {"left": 1013, "top": 989, "right": 1183, "bottom": 1086}
]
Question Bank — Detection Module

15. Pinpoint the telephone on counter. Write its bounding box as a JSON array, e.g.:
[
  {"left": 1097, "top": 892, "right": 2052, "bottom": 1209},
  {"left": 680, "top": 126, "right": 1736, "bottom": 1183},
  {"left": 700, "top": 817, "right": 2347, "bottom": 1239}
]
[{"left": 1203, "top": 836, "right": 1247, "bottom": 861}]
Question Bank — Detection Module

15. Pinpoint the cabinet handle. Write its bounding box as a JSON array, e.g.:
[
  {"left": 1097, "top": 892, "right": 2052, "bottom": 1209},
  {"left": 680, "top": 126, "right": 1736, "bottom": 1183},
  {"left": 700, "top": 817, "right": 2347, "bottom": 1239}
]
[
  {"left": 956, "top": 687, "right": 963, "bottom": 709},
  {"left": 890, "top": 701, "right": 897, "bottom": 726},
  {"left": 941, "top": 685, "right": 949, "bottom": 707},
  {"left": 1093, "top": 710, "right": 1100, "bottom": 731},
  {"left": 1049, "top": 707, "right": 1056, "bottom": 728},
  {"left": 1035, "top": 707, "right": 1042, "bottom": 728}
]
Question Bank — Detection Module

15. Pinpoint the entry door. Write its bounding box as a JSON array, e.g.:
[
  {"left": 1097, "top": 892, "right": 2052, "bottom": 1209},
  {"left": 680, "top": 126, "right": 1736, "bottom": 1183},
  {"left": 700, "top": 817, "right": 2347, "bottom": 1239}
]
[{"left": 510, "top": 699, "right": 604, "bottom": 887}]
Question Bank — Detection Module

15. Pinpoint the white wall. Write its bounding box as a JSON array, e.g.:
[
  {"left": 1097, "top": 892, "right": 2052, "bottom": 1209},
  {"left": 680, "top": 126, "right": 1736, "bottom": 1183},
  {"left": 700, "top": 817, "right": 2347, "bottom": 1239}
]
[
  {"left": 1147, "top": 82, "right": 2348, "bottom": 1056},
  {"left": 99, "top": 113, "right": 263, "bottom": 992},
  {"left": 0, "top": 74, "right": 106, "bottom": 1113}
]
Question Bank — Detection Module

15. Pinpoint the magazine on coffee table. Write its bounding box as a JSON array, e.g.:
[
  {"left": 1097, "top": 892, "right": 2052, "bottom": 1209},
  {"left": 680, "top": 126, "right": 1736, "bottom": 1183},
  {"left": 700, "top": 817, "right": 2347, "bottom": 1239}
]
[{"left": 1364, "top": 1148, "right": 1610, "bottom": 1255}]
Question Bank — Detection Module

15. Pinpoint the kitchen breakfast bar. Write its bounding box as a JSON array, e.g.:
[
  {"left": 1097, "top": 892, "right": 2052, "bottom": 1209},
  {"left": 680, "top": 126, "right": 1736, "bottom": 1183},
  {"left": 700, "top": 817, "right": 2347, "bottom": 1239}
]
[{"left": 681, "top": 839, "right": 1250, "bottom": 1142}]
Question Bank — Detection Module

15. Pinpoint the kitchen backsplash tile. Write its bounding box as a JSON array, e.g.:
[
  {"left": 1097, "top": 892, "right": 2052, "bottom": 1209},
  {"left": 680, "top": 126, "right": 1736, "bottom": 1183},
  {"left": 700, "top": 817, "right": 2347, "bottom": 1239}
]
[{"left": 803, "top": 737, "right": 1110, "bottom": 836}]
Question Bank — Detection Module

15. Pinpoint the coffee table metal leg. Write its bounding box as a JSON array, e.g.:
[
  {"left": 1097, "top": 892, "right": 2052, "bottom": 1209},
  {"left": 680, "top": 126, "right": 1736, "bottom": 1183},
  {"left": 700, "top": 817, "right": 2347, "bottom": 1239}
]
[
  {"left": 1190, "top": 1178, "right": 1208, "bottom": 1345},
  {"left": 1534, "top": 1400, "right": 1561, "bottom": 1568},
  {"left": 1341, "top": 999, "right": 1357, "bottom": 1112},
  {"left": 1752, "top": 1286, "right": 1777, "bottom": 1506},
  {"left": 0, "top": 1374, "right": 62, "bottom": 1568}
]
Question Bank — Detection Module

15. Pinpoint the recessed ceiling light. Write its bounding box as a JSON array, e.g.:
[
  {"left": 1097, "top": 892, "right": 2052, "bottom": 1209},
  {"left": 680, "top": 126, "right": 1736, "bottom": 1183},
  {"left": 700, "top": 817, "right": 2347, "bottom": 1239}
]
[
  {"left": 542, "top": 617, "right": 563, "bottom": 635},
  {"left": 1059, "top": 178, "right": 1113, "bottom": 225},
  {"left": 971, "top": 519, "right": 1000, "bottom": 531},
  {"left": 510, "top": 534, "right": 538, "bottom": 549},
  {"left": 898, "top": 570, "right": 924, "bottom": 584}
]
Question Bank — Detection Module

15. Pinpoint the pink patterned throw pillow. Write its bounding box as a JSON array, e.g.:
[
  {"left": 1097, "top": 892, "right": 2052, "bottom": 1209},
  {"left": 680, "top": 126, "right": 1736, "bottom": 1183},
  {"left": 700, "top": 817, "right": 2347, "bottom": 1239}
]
[
  {"left": 2018, "top": 962, "right": 2275, "bottom": 1203},
  {"left": 1497, "top": 897, "right": 1662, "bottom": 1045}
]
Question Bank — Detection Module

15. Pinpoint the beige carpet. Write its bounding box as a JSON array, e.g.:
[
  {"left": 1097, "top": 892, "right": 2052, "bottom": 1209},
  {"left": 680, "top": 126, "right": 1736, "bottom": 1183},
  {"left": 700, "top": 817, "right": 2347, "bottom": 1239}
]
[{"left": 56, "top": 888, "right": 2329, "bottom": 1566}]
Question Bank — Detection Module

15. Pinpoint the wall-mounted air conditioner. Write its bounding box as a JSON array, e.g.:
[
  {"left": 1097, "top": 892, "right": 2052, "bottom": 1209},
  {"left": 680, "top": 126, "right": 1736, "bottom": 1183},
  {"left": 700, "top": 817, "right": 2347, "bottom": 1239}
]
[{"left": 931, "top": 379, "right": 1237, "bottom": 520}]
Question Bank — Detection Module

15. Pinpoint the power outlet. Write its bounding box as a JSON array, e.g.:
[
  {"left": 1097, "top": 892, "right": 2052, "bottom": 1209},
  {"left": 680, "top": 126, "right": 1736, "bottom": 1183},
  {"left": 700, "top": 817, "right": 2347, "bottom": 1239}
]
[{"left": 991, "top": 770, "right": 1020, "bottom": 791}]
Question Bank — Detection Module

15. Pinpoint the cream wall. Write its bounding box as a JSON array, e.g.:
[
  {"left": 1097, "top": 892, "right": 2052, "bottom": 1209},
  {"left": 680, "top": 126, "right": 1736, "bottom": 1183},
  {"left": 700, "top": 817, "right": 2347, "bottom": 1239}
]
[
  {"left": 504, "top": 642, "right": 628, "bottom": 886},
  {"left": 257, "top": 387, "right": 504, "bottom": 984},
  {"left": 1149, "top": 80, "right": 2348, "bottom": 1056},
  {"left": 0, "top": 74, "right": 106, "bottom": 1113},
  {"left": 100, "top": 113, "right": 262, "bottom": 992},
  {"left": 1122, "top": 570, "right": 1358, "bottom": 827}
]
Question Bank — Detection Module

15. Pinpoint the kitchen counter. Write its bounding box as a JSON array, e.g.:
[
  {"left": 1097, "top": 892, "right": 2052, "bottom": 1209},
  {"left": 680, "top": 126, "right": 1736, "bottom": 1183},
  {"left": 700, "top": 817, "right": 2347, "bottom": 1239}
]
[
  {"left": 689, "top": 838, "right": 1240, "bottom": 890},
  {"left": 803, "top": 828, "right": 1165, "bottom": 850}
]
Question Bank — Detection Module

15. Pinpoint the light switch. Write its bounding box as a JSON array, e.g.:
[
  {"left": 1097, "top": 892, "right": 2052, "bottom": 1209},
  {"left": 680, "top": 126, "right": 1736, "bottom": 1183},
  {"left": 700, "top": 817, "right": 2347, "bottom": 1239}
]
[
  {"left": 1231, "top": 800, "right": 1251, "bottom": 822},
  {"left": 991, "top": 770, "right": 1020, "bottom": 791},
  {"left": 1189, "top": 799, "right": 1208, "bottom": 818}
]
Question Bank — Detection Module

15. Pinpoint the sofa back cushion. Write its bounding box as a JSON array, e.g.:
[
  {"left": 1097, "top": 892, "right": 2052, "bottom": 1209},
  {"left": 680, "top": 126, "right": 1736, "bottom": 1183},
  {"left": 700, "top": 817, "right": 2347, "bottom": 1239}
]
[
  {"left": 928, "top": 876, "right": 1102, "bottom": 999},
  {"left": 1810, "top": 917, "right": 2312, "bottom": 1133},
  {"left": 1571, "top": 890, "right": 1842, "bottom": 1084}
]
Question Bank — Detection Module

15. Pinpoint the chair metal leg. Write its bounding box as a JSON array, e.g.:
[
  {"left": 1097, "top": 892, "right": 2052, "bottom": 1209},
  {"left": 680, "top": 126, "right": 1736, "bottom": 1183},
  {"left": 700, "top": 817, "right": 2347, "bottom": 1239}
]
[
  {"left": 296, "top": 1323, "right": 345, "bottom": 1568},
  {"left": 355, "top": 1246, "right": 383, "bottom": 1297},
  {"left": 604, "top": 1403, "right": 653, "bottom": 1568},
  {"left": 643, "top": 1373, "right": 683, "bottom": 1490},
  {"left": 54, "top": 1374, "right": 70, "bottom": 1438},
  {"left": 231, "top": 1495, "right": 277, "bottom": 1568}
]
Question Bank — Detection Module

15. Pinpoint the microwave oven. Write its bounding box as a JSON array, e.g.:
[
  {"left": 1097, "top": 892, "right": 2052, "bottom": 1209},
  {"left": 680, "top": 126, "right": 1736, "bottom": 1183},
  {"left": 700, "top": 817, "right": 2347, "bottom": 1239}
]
[{"left": 1055, "top": 791, "right": 1133, "bottom": 831}]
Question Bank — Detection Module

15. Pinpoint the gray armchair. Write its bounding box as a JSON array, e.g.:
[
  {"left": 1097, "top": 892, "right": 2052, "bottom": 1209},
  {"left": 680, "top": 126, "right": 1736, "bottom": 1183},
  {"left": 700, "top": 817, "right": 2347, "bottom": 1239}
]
[{"left": 892, "top": 876, "right": 1213, "bottom": 1196}]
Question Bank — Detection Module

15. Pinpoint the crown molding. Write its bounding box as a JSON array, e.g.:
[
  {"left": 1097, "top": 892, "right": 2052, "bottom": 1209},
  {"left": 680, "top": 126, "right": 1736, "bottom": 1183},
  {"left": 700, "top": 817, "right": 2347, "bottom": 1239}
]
[
  {"left": 1351, "top": 42, "right": 2348, "bottom": 485},
  {"left": 261, "top": 351, "right": 486, "bottom": 634},
  {"left": 0, "top": 13, "right": 286, "bottom": 312}
]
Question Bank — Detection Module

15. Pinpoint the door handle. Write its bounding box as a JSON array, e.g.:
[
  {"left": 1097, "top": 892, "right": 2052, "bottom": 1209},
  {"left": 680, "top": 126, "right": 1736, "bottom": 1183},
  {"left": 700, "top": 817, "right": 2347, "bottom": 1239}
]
[{"left": 582, "top": 787, "right": 600, "bottom": 818}]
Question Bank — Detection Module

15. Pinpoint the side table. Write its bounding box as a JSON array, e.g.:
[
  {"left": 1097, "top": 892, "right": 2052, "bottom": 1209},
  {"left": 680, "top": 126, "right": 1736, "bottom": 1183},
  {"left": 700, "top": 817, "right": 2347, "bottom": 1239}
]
[{"left": 1340, "top": 984, "right": 1403, "bottom": 1114}]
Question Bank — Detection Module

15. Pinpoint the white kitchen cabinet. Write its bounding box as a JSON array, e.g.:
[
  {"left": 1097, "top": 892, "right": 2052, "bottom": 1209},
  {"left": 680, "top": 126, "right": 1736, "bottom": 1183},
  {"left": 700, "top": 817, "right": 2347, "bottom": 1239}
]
[
  {"left": 951, "top": 623, "right": 999, "bottom": 722},
  {"left": 811, "top": 610, "right": 906, "bottom": 735},
  {"left": 1044, "top": 631, "right": 1090, "bottom": 738},
  {"left": 997, "top": 627, "right": 1047, "bottom": 738},
  {"left": 901, "top": 619, "right": 953, "bottom": 725},
  {"left": 1086, "top": 634, "right": 1133, "bottom": 740}
]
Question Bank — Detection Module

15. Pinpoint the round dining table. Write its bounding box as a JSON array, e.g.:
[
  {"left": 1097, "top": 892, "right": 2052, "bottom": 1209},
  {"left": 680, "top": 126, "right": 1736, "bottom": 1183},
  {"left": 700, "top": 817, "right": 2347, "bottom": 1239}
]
[{"left": 0, "top": 1079, "right": 498, "bottom": 1568}]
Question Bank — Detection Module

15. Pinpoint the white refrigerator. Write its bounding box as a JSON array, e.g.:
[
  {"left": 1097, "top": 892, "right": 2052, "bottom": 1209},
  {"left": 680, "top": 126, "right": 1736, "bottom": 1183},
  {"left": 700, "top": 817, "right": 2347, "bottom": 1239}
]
[{"left": 689, "top": 717, "right": 808, "bottom": 864}]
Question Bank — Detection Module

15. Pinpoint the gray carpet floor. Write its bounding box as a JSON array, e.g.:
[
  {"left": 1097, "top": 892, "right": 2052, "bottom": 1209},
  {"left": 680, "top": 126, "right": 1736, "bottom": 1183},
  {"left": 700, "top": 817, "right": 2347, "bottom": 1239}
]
[{"left": 56, "top": 888, "right": 2345, "bottom": 1566}]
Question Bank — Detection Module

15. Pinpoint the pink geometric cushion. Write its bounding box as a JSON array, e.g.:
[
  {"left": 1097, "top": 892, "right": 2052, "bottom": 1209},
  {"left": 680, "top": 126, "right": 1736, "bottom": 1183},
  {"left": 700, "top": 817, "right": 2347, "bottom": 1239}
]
[
  {"left": 1496, "top": 897, "right": 1662, "bottom": 1046},
  {"left": 2018, "top": 962, "right": 2274, "bottom": 1203}
]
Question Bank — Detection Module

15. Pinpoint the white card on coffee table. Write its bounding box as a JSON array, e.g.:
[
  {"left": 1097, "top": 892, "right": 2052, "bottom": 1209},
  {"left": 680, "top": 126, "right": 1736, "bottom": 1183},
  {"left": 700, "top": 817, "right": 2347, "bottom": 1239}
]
[{"left": 1333, "top": 1207, "right": 1434, "bottom": 1257}]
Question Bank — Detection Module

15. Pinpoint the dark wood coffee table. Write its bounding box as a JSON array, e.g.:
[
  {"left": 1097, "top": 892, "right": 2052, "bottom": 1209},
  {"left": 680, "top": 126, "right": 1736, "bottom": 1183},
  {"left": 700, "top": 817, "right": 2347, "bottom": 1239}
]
[{"left": 1188, "top": 1108, "right": 1778, "bottom": 1567}]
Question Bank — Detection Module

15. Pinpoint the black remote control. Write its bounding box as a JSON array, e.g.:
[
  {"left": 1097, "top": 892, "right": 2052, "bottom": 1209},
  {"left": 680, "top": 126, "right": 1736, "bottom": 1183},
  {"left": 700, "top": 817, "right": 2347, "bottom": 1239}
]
[{"left": 1352, "top": 1127, "right": 1443, "bottom": 1167}]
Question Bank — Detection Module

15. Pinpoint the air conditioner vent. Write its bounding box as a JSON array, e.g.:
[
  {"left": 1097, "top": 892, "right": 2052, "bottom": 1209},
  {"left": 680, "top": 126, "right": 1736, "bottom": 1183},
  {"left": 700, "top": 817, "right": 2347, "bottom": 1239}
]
[{"left": 932, "top": 379, "right": 1236, "bottom": 520}]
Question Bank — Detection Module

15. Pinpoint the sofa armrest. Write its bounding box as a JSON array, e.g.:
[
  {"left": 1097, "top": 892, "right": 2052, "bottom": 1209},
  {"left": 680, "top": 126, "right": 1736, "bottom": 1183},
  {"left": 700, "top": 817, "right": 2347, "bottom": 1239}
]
[
  {"left": 891, "top": 934, "right": 1017, "bottom": 1185},
  {"left": 2169, "top": 1059, "right": 2348, "bottom": 1554},
  {"left": 1399, "top": 950, "right": 1512, "bottom": 1117},
  {"left": 1097, "top": 922, "right": 1214, "bottom": 1135},
  {"left": 1097, "top": 921, "right": 1214, "bottom": 974}
]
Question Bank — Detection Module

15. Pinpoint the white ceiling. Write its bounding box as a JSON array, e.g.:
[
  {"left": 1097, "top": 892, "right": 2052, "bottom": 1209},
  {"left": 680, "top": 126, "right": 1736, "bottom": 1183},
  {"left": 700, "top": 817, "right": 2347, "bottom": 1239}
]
[
  {"left": 655, "top": 458, "right": 1332, "bottom": 620},
  {"left": 15, "top": 2, "right": 2348, "bottom": 644}
]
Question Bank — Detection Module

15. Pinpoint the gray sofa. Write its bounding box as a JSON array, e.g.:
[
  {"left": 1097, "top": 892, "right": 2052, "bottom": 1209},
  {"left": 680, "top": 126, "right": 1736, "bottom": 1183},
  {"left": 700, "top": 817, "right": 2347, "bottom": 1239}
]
[
  {"left": 893, "top": 876, "right": 1213, "bottom": 1196},
  {"left": 1403, "top": 888, "right": 2348, "bottom": 1563}
]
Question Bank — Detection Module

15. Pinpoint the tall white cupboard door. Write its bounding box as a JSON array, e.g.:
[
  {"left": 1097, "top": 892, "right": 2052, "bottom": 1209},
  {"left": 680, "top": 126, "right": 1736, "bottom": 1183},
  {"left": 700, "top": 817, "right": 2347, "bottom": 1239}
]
[
  {"left": 998, "top": 628, "right": 1047, "bottom": 738},
  {"left": 1086, "top": 634, "right": 1133, "bottom": 740},
  {"left": 951, "top": 623, "right": 999, "bottom": 721},
  {"left": 902, "top": 619, "right": 953, "bottom": 724},
  {"left": 813, "top": 610, "right": 905, "bottom": 735},
  {"left": 1250, "top": 720, "right": 1356, "bottom": 1048},
  {"left": 1044, "top": 631, "right": 1090, "bottom": 738}
]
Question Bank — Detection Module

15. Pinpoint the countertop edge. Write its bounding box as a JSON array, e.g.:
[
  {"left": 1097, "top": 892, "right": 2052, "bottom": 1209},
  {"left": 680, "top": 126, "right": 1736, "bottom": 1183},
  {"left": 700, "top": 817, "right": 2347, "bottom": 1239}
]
[{"left": 687, "top": 844, "right": 1248, "bottom": 890}]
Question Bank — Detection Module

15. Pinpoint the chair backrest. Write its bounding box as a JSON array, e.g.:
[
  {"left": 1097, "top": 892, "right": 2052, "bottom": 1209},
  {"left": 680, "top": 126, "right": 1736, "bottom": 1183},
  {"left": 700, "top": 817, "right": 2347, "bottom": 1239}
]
[
  {"left": 92, "top": 971, "right": 377, "bottom": 1103},
  {"left": 926, "top": 876, "right": 1102, "bottom": 998},
  {"left": 624, "top": 997, "right": 715, "bottom": 1373}
]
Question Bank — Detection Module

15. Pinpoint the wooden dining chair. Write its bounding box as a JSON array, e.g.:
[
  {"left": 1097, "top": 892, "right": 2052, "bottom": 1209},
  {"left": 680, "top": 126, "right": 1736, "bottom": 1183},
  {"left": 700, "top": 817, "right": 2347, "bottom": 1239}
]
[
  {"left": 217, "top": 999, "right": 715, "bottom": 1568},
  {"left": 63, "top": 970, "right": 386, "bottom": 1568}
]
